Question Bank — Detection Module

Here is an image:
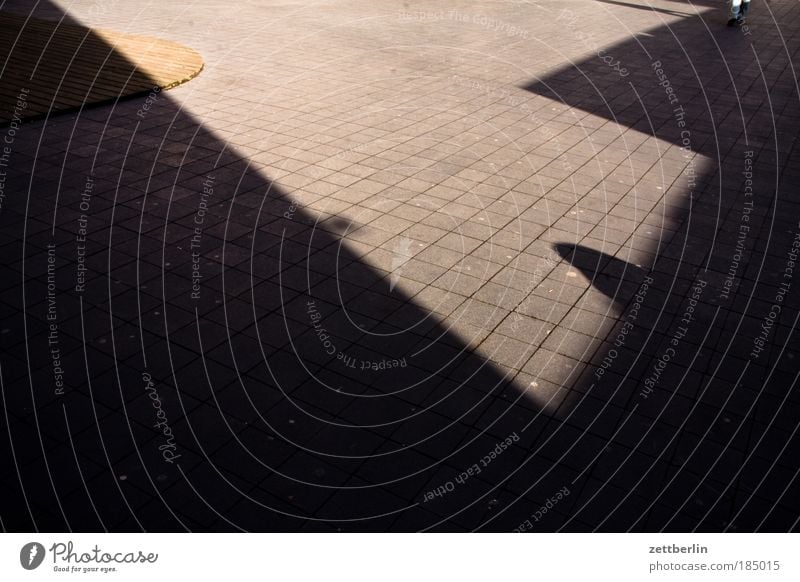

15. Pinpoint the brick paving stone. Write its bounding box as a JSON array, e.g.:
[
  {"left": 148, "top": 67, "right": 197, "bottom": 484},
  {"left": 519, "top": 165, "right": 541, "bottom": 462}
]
[{"left": 0, "top": 0, "right": 799, "bottom": 532}]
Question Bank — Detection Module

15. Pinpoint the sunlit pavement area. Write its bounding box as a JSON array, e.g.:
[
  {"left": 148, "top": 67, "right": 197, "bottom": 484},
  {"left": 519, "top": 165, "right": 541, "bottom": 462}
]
[{"left": 1, "top": 0, "right": 799, "bottom": 531}]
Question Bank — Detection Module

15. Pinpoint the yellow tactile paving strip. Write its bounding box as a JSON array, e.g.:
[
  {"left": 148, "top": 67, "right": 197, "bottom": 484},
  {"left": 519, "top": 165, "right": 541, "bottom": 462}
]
[{"left": 0, "top": 12, "right": 203, "bottom": 123}]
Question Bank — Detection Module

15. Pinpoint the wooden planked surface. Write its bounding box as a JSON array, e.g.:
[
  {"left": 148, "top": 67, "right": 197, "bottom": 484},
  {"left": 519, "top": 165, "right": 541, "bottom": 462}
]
[{"left": 0, "top": 12, "right": 203, "bottom": 123}]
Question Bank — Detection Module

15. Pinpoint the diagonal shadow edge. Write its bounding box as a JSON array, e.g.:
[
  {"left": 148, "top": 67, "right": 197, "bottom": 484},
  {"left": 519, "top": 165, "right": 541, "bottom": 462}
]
[
  {"left": 0, "top": 0, "right": 576, "bottom": 522},
  {"left": 0, "top": 0, "right": 797, "bottom": 533}
]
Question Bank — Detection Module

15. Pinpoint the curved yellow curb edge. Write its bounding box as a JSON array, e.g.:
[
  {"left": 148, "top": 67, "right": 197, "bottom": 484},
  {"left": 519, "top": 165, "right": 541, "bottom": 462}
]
[{"left": 0, "top": 13, "right": 206, "bottom": 124}]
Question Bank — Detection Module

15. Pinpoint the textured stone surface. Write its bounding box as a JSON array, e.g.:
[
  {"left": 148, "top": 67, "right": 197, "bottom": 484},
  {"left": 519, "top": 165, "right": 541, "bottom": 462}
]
[{"left": 0, "top": 0, "right": 799, "bottom": 532}]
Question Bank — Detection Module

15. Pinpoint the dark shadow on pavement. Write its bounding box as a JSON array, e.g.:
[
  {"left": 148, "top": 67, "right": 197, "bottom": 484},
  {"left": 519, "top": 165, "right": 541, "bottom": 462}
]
[
  {"left": 521, "top": 0, "right": 800, "bottom": 531},
  {"left": 0, "top": 0, "right": 798, "bottom": 533}
]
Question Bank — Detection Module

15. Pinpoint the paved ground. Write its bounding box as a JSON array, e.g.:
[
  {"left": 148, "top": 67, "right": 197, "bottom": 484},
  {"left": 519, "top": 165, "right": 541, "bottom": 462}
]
[
  {"left": 1, "top": 0, "right": 799, "bottom": 531},
  {"left": 0, "top": 12, "right": 203, "bottom": 122}
]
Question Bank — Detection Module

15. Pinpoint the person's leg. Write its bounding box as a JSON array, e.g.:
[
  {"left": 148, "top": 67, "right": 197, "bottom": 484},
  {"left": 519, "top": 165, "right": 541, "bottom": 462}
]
[
  {"left": 741, "top": 0, "right": 750, "bottom": 16},
  {"left": 729, "top": 0, "right": 743, "bottom": 25}
]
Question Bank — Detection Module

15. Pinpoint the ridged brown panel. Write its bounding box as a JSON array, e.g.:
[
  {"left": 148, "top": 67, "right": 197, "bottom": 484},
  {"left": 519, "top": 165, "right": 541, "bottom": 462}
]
[{"left": 0, "top": 12, "right": 203, "bottom": 123}]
